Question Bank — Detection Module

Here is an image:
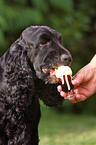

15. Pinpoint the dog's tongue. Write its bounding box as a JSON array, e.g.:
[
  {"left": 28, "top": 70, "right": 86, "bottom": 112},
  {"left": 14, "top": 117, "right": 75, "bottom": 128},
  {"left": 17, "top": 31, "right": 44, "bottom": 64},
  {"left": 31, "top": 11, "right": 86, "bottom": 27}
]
[{"left": 49, "top": 69, "right": 56, "bottom": 76}]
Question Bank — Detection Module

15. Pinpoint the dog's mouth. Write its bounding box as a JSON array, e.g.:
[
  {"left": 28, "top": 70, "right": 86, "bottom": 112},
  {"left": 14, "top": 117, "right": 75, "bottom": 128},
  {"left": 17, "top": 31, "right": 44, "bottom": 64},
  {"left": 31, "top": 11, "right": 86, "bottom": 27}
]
[
  {"left": 41, "top": 67, "right": 59, "bottom": 84},
  {"left": 41, "top": 64, "right": 72, "bottom": 85},
  {"left": 42, "top": 68, "right": 56, "bottom": 76}
]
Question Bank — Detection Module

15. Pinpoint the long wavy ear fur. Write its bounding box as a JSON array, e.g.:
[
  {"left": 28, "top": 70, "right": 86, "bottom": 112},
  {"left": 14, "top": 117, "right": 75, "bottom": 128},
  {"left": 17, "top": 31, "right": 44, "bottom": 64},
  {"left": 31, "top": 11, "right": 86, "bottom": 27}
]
[{"left": 0, "top": 37, "right": 35, "bottom": 108}]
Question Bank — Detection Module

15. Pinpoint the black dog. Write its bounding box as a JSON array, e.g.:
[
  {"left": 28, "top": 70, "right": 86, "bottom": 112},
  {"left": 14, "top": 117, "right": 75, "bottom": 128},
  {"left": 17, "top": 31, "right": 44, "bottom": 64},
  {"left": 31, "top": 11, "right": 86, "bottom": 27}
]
[{"left": 0, "top": 26, "right": 72, "bottom": 145}]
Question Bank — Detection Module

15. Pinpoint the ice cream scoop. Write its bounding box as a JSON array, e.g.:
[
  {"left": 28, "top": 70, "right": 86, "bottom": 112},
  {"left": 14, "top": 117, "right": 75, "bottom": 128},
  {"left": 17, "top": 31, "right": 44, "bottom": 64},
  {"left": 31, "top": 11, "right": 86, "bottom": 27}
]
[{"left": 55, "top": 66, "right": 72, "bottom": 78}]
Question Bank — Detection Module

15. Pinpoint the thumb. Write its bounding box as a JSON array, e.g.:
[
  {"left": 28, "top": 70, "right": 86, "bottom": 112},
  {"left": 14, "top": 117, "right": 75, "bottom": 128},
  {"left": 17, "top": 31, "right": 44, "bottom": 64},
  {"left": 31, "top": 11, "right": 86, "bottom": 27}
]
[{"left": 72, "top": 70, "right": 84, "bottom": 86}]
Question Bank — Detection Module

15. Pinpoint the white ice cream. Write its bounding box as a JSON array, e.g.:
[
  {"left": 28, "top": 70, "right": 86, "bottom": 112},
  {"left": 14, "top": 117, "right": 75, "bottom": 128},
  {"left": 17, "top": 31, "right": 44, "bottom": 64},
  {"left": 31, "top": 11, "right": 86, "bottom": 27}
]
[{"left": 55, "top": 66, "right": 72, "bottom": 78}]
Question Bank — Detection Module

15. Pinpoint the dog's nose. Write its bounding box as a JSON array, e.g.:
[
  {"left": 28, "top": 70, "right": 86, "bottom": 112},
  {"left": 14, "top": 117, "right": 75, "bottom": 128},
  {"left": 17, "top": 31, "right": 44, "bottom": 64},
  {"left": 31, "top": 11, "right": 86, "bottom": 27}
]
[{"left": 61, "top": 54, "right": 72, "bottom": 65}]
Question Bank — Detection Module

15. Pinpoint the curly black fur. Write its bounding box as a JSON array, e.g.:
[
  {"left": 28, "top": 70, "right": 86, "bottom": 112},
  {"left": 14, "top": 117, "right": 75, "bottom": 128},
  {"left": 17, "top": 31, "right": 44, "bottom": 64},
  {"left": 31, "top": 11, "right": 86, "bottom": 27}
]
[{"left": 0, "top": 26, "right": 72, "bottom": 145}]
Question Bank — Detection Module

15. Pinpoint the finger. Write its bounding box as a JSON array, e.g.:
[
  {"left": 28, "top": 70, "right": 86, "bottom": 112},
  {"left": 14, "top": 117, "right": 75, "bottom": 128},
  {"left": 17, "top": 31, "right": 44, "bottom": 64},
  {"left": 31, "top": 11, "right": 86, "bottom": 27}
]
[
  {"left": 72, "top": 79, "right": 80, "bottom": 86},
  {"left": 60, "top": 91, "right": 67, "bottom": 97},
  {"left": 68, "top": 96, "right": 77, "bottom": 103},
  {"left": 75, "top": 94, "right": 87, "bottom": 101},
  {"left": 74, "top": 87, "right": 90, "bottom": 98},
  {"left": 72, "top": 69, "right": 85, "bottom": 86},
  {"left": 57, "top": 85, "right": 62, "bottom": 92},
  {"left": 72, "top": 74, "right": 83, "bottom": 86}
]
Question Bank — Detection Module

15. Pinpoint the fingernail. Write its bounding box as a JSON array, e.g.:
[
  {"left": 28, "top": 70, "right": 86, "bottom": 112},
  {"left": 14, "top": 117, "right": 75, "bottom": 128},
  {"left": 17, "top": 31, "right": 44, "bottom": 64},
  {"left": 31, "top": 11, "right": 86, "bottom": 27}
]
[
  {"left": 60, "top": 91, "right": 66, "bottom": 97},
  {"left": 72, "top": 79, "right": 79, "bottom": 85},
  {"left": 57, "top": 85, "right": 62, "bottom": 92}
]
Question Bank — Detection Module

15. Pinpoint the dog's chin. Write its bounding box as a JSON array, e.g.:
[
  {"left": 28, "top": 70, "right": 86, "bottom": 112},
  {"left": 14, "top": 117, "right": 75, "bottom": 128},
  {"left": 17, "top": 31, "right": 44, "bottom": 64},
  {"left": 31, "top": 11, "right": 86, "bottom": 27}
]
[
  {"left": 36, "top": 72, "right": 59, "bottom": 84},
  {"left": 43, "top": 75, "right": 59, "bottom": 84},
  {"left": 34, "top": 68, "right": 64, "bottom": 106},
  {"left": 40, "top": 68, "right": 59, "bottom": 84}
]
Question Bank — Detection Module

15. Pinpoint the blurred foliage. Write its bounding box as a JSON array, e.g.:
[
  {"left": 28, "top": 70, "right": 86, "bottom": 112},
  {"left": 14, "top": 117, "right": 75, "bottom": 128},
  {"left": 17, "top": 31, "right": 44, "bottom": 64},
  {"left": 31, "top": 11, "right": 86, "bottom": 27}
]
[
  {"left": 39, "top": 104, "right": 96, "bottom": 145},
  {"left": 0, "top": 0, "right": 96, "bottom": 114}
]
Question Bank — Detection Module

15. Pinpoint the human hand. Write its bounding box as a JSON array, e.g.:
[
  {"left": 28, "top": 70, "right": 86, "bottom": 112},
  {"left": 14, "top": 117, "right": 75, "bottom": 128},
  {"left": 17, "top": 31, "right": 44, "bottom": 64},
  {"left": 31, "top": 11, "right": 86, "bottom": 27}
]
[{"left": 57, "top": 54, "right": 96, "bottom": 103}]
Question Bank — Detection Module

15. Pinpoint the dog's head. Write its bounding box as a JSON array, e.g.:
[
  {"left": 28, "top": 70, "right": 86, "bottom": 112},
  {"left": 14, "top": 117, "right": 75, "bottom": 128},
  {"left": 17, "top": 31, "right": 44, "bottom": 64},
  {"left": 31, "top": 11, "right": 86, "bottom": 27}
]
[{"left": 21, "top": 26, "right": 72, "bottom": 85}]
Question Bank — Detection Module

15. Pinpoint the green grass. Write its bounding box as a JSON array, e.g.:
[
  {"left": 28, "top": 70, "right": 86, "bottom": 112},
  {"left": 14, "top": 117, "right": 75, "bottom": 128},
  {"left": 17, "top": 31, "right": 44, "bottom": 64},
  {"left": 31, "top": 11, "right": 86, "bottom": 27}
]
[{"left": 39, "top": 105, "right": 96, "bottom": 145}]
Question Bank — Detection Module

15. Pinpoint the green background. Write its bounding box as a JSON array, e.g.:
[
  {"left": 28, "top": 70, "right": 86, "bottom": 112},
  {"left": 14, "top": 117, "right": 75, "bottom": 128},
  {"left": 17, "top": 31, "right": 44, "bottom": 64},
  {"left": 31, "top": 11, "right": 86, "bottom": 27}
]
[
  {"left": 0, "top": 0, "right": 96, "bottom": 114},
  {"left": 0, "top": 0, "right": 96, "bottom": 144}
]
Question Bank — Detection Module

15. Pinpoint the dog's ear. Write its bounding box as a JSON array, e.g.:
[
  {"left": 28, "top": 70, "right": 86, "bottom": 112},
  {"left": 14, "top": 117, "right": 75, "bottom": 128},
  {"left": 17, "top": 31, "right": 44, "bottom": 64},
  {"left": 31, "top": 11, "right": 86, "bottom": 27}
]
[{"left": 20, "top": 26, "right": 40, "bottom": 45}]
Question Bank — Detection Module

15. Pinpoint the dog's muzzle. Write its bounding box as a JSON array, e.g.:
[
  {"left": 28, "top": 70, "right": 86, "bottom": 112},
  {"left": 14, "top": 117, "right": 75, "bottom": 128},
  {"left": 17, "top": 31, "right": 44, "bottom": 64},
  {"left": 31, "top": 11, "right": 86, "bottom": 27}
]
[{"left": 43, "top": 50, "right": 72, "bottom": 68}]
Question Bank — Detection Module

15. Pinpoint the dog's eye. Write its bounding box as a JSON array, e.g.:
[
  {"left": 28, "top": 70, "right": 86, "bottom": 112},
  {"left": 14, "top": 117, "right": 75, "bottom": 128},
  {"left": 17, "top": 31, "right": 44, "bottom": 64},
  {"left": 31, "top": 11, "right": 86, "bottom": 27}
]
[
  {"left": 40, "top": 34, "right": 51, "bottom": 45},
  {"left": 40, "top": 40, "right": 48, "bottom": 45},
  {"left": 59, "top": 36, "right": 61, "bottom": 43},
  {"left": 59, "top": 39, "right": 61, "bottom": 43}
]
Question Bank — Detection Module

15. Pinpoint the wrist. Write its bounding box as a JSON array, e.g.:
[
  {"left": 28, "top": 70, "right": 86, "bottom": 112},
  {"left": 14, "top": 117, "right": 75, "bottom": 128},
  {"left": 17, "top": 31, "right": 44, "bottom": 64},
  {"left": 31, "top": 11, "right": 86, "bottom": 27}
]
[
  {"left": 90, "top": 54, "right": 96, "bottom": 69},
  {"left": 90, "top": 54, "right": 96, "bottom": 93}
]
